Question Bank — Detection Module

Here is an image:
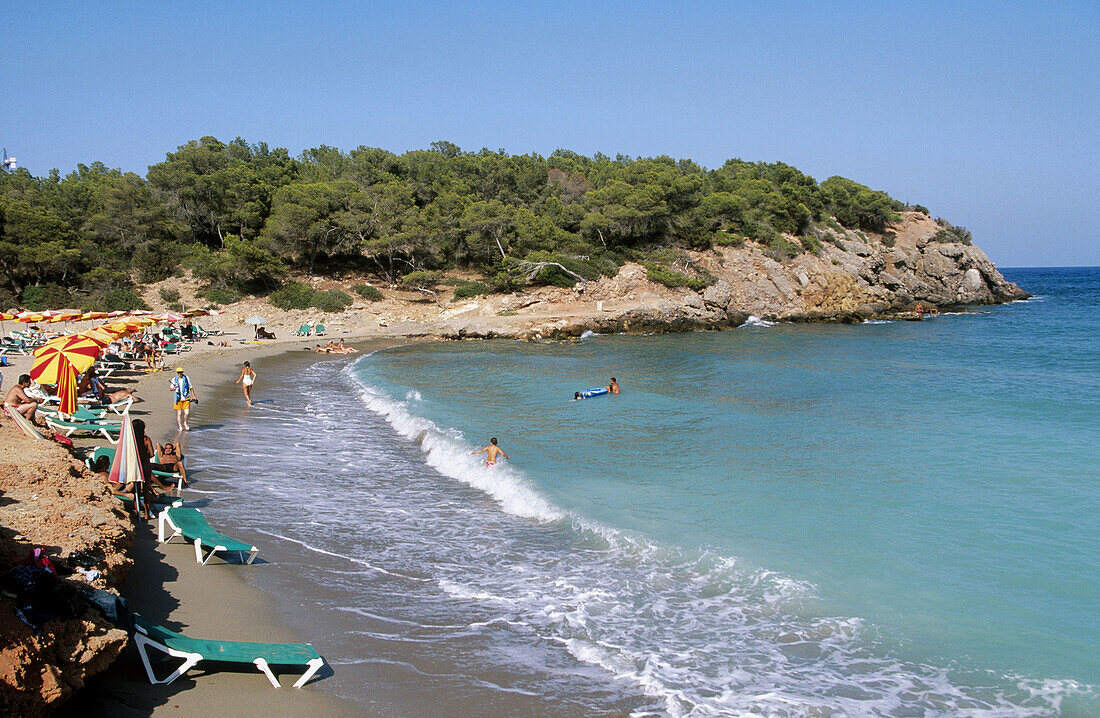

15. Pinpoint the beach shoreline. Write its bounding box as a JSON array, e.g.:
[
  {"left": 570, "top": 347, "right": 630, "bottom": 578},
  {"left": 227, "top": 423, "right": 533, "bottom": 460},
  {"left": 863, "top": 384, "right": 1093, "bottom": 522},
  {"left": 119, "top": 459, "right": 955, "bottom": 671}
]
[{"left": 1, "top": 332, "right": 414, "bottom": 716}]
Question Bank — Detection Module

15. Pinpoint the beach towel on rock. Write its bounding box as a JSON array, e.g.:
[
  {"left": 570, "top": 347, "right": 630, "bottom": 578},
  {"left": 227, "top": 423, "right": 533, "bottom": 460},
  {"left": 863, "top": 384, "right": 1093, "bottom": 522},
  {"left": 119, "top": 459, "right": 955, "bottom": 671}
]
[
  {"left": 1, "top": 565, "right": 83, "bottom": 633},
  {"left": 80, "top": 586, "right": 134, "bottom": 635}
]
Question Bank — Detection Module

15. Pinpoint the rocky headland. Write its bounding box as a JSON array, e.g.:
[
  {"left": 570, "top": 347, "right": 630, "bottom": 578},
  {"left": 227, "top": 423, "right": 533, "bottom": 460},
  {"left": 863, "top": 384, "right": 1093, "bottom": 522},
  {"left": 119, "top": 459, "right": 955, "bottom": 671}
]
[
  {"left": 413, "top": 212, "right": 1028, "bottom": 340},
  {"left": 149, "top": 213, "right": 1026, "bottom": 345}
]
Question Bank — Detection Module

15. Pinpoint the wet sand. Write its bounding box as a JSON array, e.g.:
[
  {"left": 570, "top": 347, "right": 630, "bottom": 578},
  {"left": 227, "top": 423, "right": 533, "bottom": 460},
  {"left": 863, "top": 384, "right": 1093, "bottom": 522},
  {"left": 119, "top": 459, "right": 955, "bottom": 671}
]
[{"left": 50, "top": 338, "right": 409, "bottom": 716}]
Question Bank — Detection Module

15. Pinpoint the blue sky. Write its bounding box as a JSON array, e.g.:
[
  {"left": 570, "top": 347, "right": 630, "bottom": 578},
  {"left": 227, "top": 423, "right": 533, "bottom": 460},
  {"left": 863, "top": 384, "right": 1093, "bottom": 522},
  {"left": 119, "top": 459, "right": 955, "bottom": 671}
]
[{"left": 4, "top": 1, "right": 1097, "bottom": 267}]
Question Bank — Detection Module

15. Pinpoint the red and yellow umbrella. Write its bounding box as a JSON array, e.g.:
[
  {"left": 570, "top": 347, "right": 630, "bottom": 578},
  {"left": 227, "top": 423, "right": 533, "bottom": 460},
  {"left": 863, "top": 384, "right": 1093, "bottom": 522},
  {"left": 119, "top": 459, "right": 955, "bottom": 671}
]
[
  {"left": 55, "top": 358, "right": 79, "bottom": 415},
  {"left": 82, "top": 329, "right": 116, "bottom": 346},
  {"left": 30, "top": 334, "right": 102, "bottom": 384},
  {"left": 80, "top": 311, "right": 109, "bottom": 321},
  {"left": 105, "top": 321, "right": 140, "bottom": 335},
  {"left": 16, "top": 313, "right": 47, "bottom": 323}
]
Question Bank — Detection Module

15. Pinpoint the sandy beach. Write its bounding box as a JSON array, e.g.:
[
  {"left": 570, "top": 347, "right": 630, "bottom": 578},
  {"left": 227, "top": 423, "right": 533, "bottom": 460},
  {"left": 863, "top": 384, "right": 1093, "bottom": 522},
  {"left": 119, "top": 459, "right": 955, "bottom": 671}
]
[{"left": 0, "top": 324, "right": 411, "bottom": 716}]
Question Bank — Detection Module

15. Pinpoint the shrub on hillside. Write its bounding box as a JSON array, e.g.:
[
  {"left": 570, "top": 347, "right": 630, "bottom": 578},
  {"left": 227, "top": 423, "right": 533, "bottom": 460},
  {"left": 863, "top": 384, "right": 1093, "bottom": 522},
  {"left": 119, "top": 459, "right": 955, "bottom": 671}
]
[
  {"left": 198, "top": 286, "right": 242, "bottom": 306},
  {"left": 82, "top": 288, "right": 148, "bottom": 312},
  {"left": 268, "top": 281, "right": 316, "bottom": 310},
  {"left": 714, "top": 232, "right": 746, "bottom": 248},
  {"left": 931, "top": 222, "right": 972, "bottom": 245},
  {"left": 353, "top": 283, "right": 384, "bottom": 301},
  {"left": 399, "top": 270, "right": 444, "bottom": 291},
  {"left": 642, "top": 263, "right": 707, "bottom": 290},
  {"left": 764, "top": 236, "right": 800, "bottom": 261},
  {"left": 21, "top": 284, "right": 72, "bottom": 310},
  {"left": 159, "top": 288, "right": 181, "bottom": 303},
  {"left": 452, "top": 281, "right": 491, "bottom": 299},
  {"left": 311, "top": 289, "right": 353, "bottom": 312}
]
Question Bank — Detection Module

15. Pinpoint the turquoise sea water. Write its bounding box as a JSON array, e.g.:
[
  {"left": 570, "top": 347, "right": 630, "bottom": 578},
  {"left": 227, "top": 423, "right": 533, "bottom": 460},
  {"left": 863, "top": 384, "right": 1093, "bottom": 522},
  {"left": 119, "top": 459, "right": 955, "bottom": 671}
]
[{"left": 193, "top": 267, "right": 1098, "bottom": 716}]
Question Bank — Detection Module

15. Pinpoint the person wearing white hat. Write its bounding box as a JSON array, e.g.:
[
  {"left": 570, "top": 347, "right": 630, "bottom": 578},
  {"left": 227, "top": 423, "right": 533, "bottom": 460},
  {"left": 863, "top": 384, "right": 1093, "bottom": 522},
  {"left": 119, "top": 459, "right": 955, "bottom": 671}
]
[{"left": 169, "top": 367, "right": 198, "bottom": 431}]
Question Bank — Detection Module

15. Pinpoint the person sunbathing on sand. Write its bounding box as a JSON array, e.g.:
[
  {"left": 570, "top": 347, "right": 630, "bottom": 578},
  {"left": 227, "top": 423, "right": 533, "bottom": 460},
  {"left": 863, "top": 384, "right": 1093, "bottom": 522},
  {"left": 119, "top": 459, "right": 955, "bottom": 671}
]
[{"left": 5, "top": 374, "right": 40, "bottom": 425}]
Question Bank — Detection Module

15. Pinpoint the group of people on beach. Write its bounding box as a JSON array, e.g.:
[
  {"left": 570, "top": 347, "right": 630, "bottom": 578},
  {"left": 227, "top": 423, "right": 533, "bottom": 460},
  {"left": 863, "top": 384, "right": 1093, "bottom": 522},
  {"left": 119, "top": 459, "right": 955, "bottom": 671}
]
[{"left": 314, "top": 339, "right": 359, "bottom": 354}]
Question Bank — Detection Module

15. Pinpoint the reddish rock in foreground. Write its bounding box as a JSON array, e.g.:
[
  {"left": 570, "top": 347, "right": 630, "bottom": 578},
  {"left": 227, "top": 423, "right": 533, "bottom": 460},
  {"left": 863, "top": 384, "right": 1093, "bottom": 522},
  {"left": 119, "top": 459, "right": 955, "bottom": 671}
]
[{"left": 0, "top": 431, "right": 134, "bottom": 717}]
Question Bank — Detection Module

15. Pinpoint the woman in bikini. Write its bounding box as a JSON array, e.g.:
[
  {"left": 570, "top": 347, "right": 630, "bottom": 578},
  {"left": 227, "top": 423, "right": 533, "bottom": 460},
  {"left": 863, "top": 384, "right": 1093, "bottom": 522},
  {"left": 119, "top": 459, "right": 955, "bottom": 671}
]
[{"left": 235, "top": 361, "right": 257, "bottom": 405}]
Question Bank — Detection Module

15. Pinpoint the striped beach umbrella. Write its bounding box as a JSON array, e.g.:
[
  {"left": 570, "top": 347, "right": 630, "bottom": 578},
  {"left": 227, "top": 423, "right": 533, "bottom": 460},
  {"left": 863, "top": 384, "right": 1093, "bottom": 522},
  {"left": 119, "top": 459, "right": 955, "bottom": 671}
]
[
  {"left": 82, "top": 329, "right": 117, "bottom": 346},
  {"left": 108, "top": 412, "right": 146, "bottom": 516},
  {"left": 30, "top": 334, "right": 102, "bottom": 384},
  {"left": 55, "top": 358, "right": 79, "bottom": 415}
]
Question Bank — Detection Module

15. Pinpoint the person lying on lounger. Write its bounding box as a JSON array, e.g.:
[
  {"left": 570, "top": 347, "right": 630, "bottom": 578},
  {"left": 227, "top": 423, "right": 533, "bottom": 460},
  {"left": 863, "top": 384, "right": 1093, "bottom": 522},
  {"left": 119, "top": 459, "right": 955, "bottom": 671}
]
[
  {"left": 78, "top": 368, "right": 139, "bottom": 405},
  {"left": 154, "top": 441, "right": 188, "bottom": 485}
]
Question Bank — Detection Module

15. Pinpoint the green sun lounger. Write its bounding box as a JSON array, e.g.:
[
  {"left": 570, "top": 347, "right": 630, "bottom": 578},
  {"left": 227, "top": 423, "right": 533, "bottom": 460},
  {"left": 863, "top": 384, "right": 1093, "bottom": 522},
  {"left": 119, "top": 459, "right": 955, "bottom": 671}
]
[
  {"left": 313, "top": 323, "right": 325, "bottom": 336},
  {"left": 132, "top": 614, "right": 324, "bottom": 688},
  {"left": 294, "top": 323, "right": 312, "bottom": 336},
  {"left": 44, "top": 415, "right": 122, "bottom": 443},
  {"left": 157, "top": 503, "right": 259, "bottom": 565},
  {"left": 86, "top": 446, "right": 183, "bottom": 484}
]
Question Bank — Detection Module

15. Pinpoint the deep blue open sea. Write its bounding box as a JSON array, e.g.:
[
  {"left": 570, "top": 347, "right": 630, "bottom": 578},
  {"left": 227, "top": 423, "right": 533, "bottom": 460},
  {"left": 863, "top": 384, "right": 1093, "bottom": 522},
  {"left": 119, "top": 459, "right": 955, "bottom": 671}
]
[{"left": 192, "top": 267, "right": 1099, "bottom": 717}]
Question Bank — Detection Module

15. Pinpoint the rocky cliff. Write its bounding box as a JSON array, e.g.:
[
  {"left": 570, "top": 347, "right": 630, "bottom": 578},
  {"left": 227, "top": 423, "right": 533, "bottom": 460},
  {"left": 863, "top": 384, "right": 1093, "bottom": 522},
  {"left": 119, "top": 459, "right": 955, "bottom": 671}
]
[
  {"left": 0, "top": 433, "right": 134, "bottom": 717},
  {"left": 427, "top": 211, "right": 1028, "bottom": 339}
]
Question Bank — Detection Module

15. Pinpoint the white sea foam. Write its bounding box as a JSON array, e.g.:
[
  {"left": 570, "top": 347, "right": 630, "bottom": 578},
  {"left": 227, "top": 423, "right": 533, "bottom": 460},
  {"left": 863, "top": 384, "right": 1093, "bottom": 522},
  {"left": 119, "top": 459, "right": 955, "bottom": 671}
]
[
  {"left": 742, "top": 315, "right": 776, "bottom": 327},
  {"left": 319, "top": 357, "right": 1084, "bottom": 717},
  {"left": 253, "top": 528, "right": 431, "bottom": 582},
  {"left": 579, "top": 329, "right": 598, "bottom": 339},
  {"left": 346, "top": 368, "right": 564, "bottom": 522}
]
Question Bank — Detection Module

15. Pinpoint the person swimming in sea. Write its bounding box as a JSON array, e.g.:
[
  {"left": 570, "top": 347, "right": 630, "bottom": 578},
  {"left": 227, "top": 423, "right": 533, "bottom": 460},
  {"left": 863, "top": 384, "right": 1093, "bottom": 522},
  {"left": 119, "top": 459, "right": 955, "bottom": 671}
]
[
  {"left": 472, "top": 437, "right": 509, "bottom": 466},
  {"left": 608, "top": 377, "right": 620, "bottom": 394}
]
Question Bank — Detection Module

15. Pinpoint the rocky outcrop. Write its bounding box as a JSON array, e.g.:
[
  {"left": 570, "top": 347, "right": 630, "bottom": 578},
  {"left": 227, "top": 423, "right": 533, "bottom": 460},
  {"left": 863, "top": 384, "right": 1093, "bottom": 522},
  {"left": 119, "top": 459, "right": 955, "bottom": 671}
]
[
  {"left": 0, "top": 433, "right": 134, "bottom": 717},
  {"left": 679, "top": 213, "right": 1027, "bottom": 324},
  {"left": 393, "top": 212, "right": 1027, "bottom": 341}
]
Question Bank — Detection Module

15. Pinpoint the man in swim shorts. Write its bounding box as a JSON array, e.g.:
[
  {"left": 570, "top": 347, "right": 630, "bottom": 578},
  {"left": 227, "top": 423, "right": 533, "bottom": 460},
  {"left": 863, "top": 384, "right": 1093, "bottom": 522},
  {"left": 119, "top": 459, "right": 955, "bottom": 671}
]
[
  {"left": 169, "top": 367, "right": 198, "bottom": 431},
  {"left": 4, "top": 374, "right": 40, "bottom": 425},
  {"left": 472, "top": 437, "right": 509, "bottom": 466}
]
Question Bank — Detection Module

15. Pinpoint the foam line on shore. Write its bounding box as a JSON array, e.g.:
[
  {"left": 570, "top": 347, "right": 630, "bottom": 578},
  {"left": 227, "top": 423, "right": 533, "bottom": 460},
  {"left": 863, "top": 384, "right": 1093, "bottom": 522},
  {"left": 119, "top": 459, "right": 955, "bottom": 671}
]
[{"left": 253, "top": 528, "right": 433, "bottom": 582}]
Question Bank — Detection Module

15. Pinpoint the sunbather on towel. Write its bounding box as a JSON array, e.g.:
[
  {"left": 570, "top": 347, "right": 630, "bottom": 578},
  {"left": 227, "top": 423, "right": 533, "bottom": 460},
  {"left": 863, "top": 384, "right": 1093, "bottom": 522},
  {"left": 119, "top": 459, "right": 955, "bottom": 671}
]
[{"left": 5, "top": 375, "right": 40, "bottom": 425}]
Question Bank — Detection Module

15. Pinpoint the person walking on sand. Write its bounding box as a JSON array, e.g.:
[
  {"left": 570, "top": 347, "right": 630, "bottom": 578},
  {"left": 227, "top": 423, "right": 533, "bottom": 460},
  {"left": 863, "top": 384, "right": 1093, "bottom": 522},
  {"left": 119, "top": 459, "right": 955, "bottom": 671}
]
[
  {"left": 169, "top": 367, "right": 198, "bottom": 431},
  {"left": 235, "top": 361, "right": 256, "bottom": 405},
  {"left": 472, "top": 437, "right": 509, "bottom": 466}
]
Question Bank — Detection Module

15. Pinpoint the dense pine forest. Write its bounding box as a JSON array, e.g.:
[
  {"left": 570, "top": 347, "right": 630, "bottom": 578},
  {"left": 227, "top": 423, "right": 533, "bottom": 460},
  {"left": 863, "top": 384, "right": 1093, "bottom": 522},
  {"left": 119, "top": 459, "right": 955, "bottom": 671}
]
[{"left": 0, "top": 137, "right": 967, "bottom": 312}]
